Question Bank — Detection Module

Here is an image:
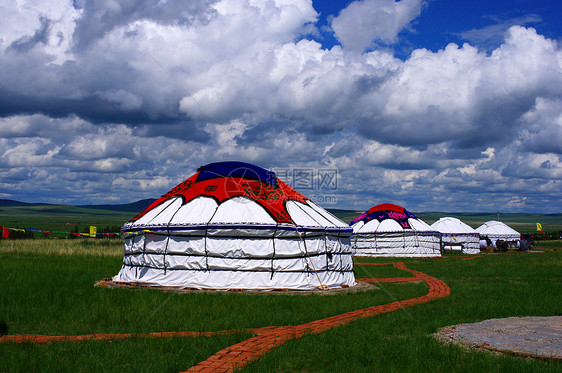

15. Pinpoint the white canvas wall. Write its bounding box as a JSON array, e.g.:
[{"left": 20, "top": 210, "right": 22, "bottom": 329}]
[
  {"left": 440, "top": 234, "right": 480, "bottom": 254},
  {"left": 114, "top": 231, "right": 355, "bottom": 290},
  {"left": 352, "top": 231, "right": 441, "bottom": 257}
]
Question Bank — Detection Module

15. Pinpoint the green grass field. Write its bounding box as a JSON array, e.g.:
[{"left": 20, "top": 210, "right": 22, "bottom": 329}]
[
  {"left": 0, "top": 205, "right": 133, "bottom": 238},
  {"left": 1, "top": 239, "right": 561, "bottom": 372}
]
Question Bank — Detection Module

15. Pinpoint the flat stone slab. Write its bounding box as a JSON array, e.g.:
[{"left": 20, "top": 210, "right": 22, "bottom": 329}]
[{"left": 434, "top": 316, "right": 562, "bottom": 360}]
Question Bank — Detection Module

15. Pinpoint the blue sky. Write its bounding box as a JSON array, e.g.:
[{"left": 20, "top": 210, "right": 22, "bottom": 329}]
[
  {"left": 313, "top": 1, "right": 562, "bottom": 55},
  {"left": 0, "top": 0, "right": 561, "bottom": 213}
]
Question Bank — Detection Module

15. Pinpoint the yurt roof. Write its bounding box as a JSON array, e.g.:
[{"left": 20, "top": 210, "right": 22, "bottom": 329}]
[
  {"left": 351, "top": 203, "right": 434, "bottom": 233},
  {"left": 122, "top": 161, "right": 351, "bottom": 233},
  {"left": 430, "top": 217, "right": 478, "bottom": 234},
  {"left": 476, "top": 220, "right": 520, "bottom": 236}
]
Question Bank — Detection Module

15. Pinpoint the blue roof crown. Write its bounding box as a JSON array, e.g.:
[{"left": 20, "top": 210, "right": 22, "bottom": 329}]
[{"left": 196, "top": 161, "right": 278, "bottom": 186}]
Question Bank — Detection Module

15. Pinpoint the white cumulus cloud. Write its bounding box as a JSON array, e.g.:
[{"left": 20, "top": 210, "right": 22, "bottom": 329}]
[{"left": 331, "top": 0, "right": 423, "bottom": 52}]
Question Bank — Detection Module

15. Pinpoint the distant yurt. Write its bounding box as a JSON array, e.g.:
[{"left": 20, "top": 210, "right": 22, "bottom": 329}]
[
  {"left": 476, "top": 220, "right": 521, "bottom": 247},
  {"left": 113, "top": 161, "right": 355, "bottom": 290},
  {"left": 430, "top": 217, "right": 480, "bottom": 254},
  {"left": 351, "top": 203, "right": 441, "bottom": 257}
]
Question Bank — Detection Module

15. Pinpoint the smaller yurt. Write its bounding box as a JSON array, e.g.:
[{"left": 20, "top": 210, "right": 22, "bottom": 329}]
[
  {"left": 114, "top": 161, "right": 355, "bottom": 290},
  {"left": 430, "top": 217, "right": 480, "bottom": 254},
  {"left": 476, "top": 220, "right": 520, "bottom": 248},
  {"left": 351, "top": 203, "right": 441, "bottom": 257}
]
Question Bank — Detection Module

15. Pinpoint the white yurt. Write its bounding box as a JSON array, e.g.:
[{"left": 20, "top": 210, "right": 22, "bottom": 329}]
[
  {"left": 476, "top": 220, "right": 521, "bottom": 247},
  {"left": 351, "top": 203, "right": 441, "bottom": 257},
  {"left": 430, "top": 217, "right": 480, "bottom": 254},
  {"left": 113, "top": 161, "right": 356, "bottom": 290}
]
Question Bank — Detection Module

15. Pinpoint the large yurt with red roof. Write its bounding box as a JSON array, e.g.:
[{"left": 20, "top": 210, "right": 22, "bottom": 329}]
[
  {"left": 350, "top": 203, "right": 441, "bottom": 257},
  {"left": 113, "top": 161, "right": 355, "bottom": 290}
]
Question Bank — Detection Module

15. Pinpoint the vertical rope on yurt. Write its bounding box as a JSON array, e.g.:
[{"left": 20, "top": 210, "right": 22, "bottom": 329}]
[
  {"left": 301, "top": 230, "right": 311, "bottom": 275},
  {"left": 338, "top": 232, "right": 342, "bottom": 276},
  {"left": 141, "top": 231, "right": 147, "bottom": 278},
  {"left": 373, "top": 223, "right": 380, "bottom": 255},
  {"left": 204, "top": 222, "right": 210, "bottom": 272},
  {"left": 324, "top": 229, "right": 329, "bottom": 272},
  {"left": 374, "top": 227, "right": 379, "bottom": 254},
  {"left": 163, "top": 232, "right": 170, "bottom": 275},
  {"left": 270, "top": 224, "right": 278, "bottom": 280},
  {"left": 204, "top": 206, "right": 220, "bottom": 273}
]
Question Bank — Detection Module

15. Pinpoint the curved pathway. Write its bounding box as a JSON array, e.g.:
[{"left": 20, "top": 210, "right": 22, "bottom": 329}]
[
  {"left": 184, "top": 262, "right": 450, "bottom": 372},
  {"left": 0, "top": 262, "right": 450, "bottom": 372}
]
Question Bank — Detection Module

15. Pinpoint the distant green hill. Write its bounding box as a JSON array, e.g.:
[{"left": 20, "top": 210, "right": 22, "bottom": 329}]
[
  {"left": 78, "top": 199, "right": 155, "bottom": 213},
  {"left": 0, "top": 200, "right": 137, "bottom": 236},
  {"left": 0, "top": 198, "right": 154, "bottom": 213},
  {"left": 0, "top": 199, "right": 47, "bottom": 207}
]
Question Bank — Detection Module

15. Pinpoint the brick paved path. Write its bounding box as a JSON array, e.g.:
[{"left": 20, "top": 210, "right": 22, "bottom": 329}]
[
  {"left": 184, "top": 262, "right": 450, "bottom": 372},
  {"left": 0, "top": 329, "right": 252, "bottom": 344},
  {"left": 0, "top": 262, "right": 450, "bottom": 372}
]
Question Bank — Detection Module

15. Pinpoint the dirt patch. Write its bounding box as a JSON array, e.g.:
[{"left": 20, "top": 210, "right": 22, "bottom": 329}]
[
  {"left": 95, "top": 278, "right": 377, "bottom": 295},
  {"left": 434, "top": 316, "right": 562, "bottom": 360}
]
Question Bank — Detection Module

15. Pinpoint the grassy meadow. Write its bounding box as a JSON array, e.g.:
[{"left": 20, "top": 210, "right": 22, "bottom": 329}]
[
  {"left": 0, "top": 204, "right": 133, "bottom": 238},
  {"left": 1, "top": 238, "right": 561, "bottom": 372}
]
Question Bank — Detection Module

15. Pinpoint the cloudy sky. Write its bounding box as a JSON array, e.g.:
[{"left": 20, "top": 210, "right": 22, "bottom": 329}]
[{"left": 1, "top": 0, "right": 561, "bottom": 213}]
